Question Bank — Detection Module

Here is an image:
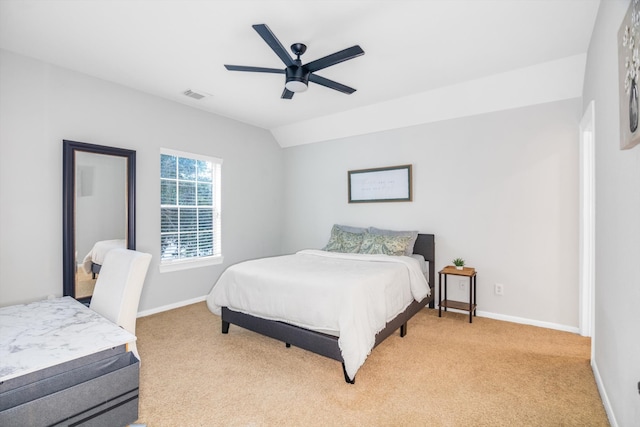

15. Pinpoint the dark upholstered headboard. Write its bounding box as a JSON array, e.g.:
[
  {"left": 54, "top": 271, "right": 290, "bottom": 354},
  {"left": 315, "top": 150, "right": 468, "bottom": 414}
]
[
  {"left": 413, "top": 234, "right": 434, "bottom": 264},
  {"left": 413, "top": 234, "right": 435, "bottom": 303}
]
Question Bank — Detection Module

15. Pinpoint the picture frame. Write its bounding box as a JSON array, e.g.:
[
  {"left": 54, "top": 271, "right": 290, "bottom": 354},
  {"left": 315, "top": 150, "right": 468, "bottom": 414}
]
[
  {"left": 617, "top": 0, "right": 640, "bottom": 150},
  {"left": 348, "top": 164, "right": 412, "bottom": 203}
]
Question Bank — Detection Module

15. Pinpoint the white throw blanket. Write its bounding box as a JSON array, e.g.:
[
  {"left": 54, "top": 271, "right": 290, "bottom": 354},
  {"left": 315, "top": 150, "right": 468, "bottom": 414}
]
[
  {"left": 82, "top": 239, "right": 126, "bottom": 274},
  {"left": 206, "top": 249, "right": 430, "bottom": 380}
]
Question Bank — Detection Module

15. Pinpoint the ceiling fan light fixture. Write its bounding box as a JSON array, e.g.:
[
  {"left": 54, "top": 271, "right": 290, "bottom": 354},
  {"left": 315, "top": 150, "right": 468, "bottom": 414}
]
[{"left": 285, "top": 79, "right": 308, "bottom": 92}]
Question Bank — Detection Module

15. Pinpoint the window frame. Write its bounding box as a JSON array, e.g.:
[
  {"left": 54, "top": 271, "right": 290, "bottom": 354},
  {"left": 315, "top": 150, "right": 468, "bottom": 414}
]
[{"left": 159, "top": 148, "right": 223, "bottom": 273}]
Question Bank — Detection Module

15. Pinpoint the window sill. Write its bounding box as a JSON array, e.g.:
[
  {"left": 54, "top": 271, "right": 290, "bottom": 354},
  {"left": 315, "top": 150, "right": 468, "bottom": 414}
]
[{"left": 159, "top": 255, "right": 223, "bottom": 273}]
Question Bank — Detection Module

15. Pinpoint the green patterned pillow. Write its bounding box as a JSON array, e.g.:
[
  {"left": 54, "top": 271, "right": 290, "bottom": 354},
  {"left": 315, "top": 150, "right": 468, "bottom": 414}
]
[
  {"left": 368, "top": 227, "right": 418, "bottom": 256},
  {"left": 358, "top": 232, "right": 412, "bottom": 256},
  {"left": 324, "top": 225, "right": 364, "bottom": 253}
]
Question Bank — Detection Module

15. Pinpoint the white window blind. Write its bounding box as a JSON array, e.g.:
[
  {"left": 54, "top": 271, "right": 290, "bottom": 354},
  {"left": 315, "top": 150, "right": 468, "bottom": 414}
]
[{"left": 160, "top": 148, "right": 222, "bottom": 271}]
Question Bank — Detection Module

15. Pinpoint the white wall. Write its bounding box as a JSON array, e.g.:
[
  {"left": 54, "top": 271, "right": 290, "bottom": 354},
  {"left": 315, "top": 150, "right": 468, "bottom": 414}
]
[
  {"left": 0, "top": 49, "right": 284, "bottom": 311},
  {"left": 582, "top": 1, "right": 640, "bottom": 425},
  {"left": 282, "top": 98, "right": 581, "bottom": 329}
]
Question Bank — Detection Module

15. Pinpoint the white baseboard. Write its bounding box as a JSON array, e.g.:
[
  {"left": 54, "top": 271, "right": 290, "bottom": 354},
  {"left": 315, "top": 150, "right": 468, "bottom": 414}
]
[
  {"left": 476, "top": 310, "right": 580, "bottom": 334},
  {"left": 591, "top": 359, "right": 618, "bottom": 427},
  {"left": 141, "top": 300, "right": 580, "bottom": 334},
  {"left": 438, "top": 306, "right": 579, "bottom": 334},
  {"left": 137, "top": 295, "right": 207, "bottom": 318},
  {"left": 142, "top": 301, "right": 581, "bottom": 333}
]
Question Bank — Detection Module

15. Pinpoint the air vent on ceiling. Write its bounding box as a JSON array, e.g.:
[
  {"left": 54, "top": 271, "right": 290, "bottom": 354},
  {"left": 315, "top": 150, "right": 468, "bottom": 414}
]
[{"left": 183, "top": 89, "right": 208, "bottom": 100}]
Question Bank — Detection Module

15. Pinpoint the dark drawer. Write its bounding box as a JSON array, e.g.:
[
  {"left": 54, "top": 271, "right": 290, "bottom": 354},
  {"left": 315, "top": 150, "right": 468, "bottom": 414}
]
[{"left": 0, "top": 348, "right": 139, "bottom": 427}]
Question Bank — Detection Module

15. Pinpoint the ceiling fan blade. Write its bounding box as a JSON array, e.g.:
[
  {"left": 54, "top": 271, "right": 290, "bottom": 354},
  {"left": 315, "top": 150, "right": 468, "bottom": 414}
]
[
  {"left": 304, "top": 45, "right": 364, "bottom": 73},
  {"left": 252, "top": 24, "right": 296, "bottom": 67},
  {"left": 281, "top": 88, "right": 295, "bottom": 99},
  {"left": 309, "top": 74, "right": 356, "bottom": 94},
  {"left": 224, "top": 65, "right": 284, "bottom": 74}
]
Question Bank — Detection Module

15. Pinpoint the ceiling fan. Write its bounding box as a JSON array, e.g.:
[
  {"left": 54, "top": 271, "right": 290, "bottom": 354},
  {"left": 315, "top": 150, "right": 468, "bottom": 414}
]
[{"left": 224, "top": 24, "right": 364, "bottom": 99}]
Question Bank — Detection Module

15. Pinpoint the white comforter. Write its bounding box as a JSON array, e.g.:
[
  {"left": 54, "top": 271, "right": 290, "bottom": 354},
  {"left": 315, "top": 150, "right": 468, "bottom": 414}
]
[{"left": 206, "top": 249, "right": 430, "bottom": 380}]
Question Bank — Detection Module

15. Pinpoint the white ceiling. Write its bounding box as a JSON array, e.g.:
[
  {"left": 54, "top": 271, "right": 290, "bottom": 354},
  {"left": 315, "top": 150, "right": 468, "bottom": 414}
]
[{"left": 0, "top": 0, "right": 600, "bottom": 145}]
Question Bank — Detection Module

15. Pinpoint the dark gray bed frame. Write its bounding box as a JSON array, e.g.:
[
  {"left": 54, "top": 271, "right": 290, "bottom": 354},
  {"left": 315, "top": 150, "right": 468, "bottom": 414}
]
[
  {"left": 220, "top": 233, "right": 435, "bottom": 384},
  {"left": 91, "top": 262, "right": 101, "bottom": 279}
]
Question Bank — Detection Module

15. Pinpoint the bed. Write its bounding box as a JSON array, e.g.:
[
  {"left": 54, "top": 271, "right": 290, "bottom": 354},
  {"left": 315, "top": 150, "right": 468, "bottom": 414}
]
[
  {"left": 81, "top": 239, "right": 126, "bottom": 277},
  {"left": 207, "top": 231, "right": 435, "bottom": 383}
]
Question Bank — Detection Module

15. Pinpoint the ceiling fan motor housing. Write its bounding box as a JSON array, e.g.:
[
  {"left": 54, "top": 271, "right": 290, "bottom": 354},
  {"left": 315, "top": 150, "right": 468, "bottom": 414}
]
[{"left": 286, "top": 65, "right": 310, "bottom": 90}]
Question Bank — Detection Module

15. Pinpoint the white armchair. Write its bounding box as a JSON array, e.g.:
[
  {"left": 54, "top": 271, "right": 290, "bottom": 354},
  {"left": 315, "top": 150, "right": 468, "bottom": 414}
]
[{"left": 89, "top": 248, "right": 152, "bottom": 360}]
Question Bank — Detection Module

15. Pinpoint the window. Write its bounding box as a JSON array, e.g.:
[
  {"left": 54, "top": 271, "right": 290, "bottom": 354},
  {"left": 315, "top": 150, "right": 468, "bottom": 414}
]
[{"left": 160, "top": 149, "right": 222, "bottom": 272}]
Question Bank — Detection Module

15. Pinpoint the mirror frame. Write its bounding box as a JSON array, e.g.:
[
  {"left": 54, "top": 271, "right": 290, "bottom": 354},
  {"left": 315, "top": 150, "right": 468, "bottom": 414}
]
[{"left": 62, "top": 139, "right": 136, "bottom": 303}]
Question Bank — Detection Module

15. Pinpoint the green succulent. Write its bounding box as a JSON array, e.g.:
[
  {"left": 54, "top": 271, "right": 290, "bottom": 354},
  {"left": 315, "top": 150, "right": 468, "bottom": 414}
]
[{"left": 452, "top": 258, "right": 465, "bottom": 267}]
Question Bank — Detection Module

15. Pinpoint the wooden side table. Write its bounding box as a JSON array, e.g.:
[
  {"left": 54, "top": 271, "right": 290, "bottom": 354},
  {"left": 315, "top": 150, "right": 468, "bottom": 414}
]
[{"left": 438, "top": 266, "right": 477, "bottom": 323}]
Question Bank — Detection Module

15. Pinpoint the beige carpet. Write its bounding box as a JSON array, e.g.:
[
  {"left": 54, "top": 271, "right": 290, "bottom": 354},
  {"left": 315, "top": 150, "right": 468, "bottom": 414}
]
[
  {"left": 75, "top": 267, "right": 96, "bottom": 299},
  {"left": 134, "top": 302, "right": 609, "bottom": 426}
]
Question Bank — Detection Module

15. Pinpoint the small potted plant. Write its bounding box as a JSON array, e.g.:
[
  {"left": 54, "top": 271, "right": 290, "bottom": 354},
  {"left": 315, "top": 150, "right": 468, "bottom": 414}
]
[{"left": 452, "top": 258, "right": 465, "bottom": 270}]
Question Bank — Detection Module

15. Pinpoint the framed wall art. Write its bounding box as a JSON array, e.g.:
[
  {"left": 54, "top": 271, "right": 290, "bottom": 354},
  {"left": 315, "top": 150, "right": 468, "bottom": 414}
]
[
  {"left": 348, "top": 164, "right": 412, "bottom": 203},
  {"left": 618, "top": 0, "right": 640, "bottom": 150}
]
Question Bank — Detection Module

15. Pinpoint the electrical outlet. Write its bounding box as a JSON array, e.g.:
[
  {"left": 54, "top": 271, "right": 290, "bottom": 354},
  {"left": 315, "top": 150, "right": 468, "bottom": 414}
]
[
  {"left": 495, "top": 283, "right": 504, "bottom": 296},
  {"left": 459, "top": 280, "right": 465, "bottom": 290}
]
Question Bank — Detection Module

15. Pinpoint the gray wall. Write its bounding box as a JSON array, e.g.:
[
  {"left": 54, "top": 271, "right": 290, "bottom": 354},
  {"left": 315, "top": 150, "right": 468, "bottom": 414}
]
[
  {"left": 282, "top": 98, "right": 581, "bottom": 329},
  {"left": 0, "top": 49, "right": 285, "bottom": 311},
  {"left": 582, "top": 1, "right": 640, "bottom": 425},
  {"left": 0, "top": 47, "right": 582, "bottom": 330}
]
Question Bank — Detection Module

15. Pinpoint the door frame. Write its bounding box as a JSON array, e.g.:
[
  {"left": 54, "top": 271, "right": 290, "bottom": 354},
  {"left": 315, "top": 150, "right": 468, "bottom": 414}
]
[{"left": 578, "top": 100, "right": 596, "bottom": 341}]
